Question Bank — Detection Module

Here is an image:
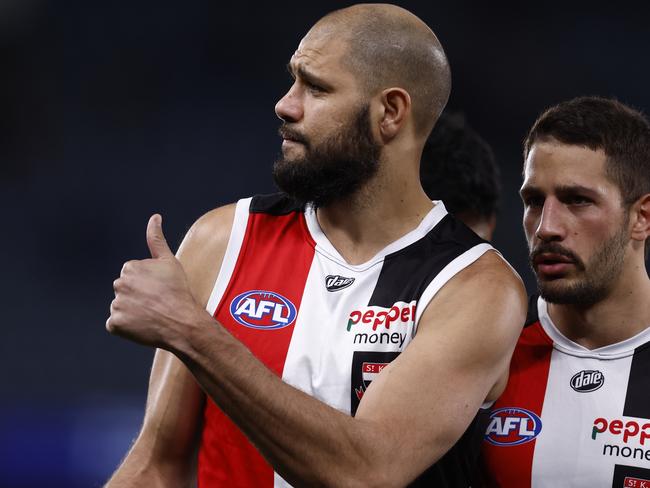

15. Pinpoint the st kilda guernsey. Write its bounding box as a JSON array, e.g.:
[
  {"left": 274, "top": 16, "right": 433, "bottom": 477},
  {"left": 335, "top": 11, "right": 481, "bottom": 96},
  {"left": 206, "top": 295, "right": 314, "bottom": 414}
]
[
  {"left": 197, "top": 193, "right": 496, "bottom": 487},
  {"left": 482, "top": 295, "right": 650, "bottom": 487}
]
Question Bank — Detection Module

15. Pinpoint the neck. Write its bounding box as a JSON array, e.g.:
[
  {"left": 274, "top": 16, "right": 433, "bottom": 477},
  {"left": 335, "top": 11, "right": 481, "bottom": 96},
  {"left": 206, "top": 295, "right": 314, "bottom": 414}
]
[
  {"left": 547, "top": 258, "right": 650, "bottom": 349},
  {"left": 315, "top": 155, "right": 433, "bottom": 265}
]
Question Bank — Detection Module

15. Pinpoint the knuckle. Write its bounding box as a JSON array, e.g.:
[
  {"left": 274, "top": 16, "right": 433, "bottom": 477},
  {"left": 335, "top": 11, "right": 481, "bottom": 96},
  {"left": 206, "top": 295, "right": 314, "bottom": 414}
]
[{"left": 121, "top": 260, "right": 137, "bottom": 274}]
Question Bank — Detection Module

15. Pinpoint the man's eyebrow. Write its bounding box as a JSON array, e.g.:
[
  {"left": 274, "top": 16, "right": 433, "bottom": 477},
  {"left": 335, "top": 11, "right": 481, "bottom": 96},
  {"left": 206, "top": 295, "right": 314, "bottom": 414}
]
[
  {"left": 519, "top": 184, "right": 600, "bottom": 197},
  {"left": 554, "top": 185, "right": 599, "bottom": 195},
  {"left": 286, "top": 62, "right": 332, "bottom": 89}
]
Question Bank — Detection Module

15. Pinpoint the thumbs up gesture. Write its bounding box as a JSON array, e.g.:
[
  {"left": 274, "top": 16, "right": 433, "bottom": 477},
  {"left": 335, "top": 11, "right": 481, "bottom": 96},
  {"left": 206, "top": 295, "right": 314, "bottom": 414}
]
[
  {"left": 146, "top": 213, "right": 175, "bottom": 259},
  {"left": 106, "top": 214, "right": 204, "bottom": 350}
]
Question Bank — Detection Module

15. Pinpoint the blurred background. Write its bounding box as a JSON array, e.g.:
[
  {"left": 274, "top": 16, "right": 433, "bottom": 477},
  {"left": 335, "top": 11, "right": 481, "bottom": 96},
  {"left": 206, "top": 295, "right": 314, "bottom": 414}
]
[{"left": 2, "top": 0, "right": 650, "bottom": 486}]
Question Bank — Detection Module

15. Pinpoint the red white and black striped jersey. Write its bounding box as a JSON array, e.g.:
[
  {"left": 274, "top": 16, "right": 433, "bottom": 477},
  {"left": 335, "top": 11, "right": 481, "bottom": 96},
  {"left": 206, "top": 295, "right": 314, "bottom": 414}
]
[
  {"left": 197, "top": 193, "right": 495, "bottom": 487},
  {"left": 482, "top": 295, "right": 650, "bottom": 487}
]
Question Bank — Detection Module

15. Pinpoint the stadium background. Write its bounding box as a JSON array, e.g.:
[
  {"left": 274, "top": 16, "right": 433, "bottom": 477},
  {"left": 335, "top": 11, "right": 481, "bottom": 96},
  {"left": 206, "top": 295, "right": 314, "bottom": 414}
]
[{"left": 2, "top": 0, "right": 649, "bottom": 485}]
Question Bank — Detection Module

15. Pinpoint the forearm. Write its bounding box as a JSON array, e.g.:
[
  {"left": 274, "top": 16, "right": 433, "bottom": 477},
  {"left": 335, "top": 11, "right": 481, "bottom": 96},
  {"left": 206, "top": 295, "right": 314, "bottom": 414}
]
[
  {"left": 106, "top": 352, "right": 203, "bottom": 488},
  {"left": 173, "top": 315, "right": 396, "bottom": 487},
  {"left": 105, "top": 437, "right": 196, "bottom": 488}
]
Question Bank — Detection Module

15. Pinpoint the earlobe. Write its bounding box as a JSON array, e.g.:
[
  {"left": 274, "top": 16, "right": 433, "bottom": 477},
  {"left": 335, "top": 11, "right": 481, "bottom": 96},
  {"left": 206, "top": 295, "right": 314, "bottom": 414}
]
[
  {"left": 379, "top": 88, "right": 411, "bottom": 141},
  {"left": 630, "top": 194, "right": 650, "bottom": 242}
]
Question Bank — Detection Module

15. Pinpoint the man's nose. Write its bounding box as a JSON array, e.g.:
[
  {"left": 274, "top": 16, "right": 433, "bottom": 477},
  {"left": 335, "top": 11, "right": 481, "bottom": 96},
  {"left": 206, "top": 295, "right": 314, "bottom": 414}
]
[
  {"left": 535, "top": 199, "right": 567, "bottom": 242},
  {"left": 275, "top": 84, "right": 303, "bottom": 123}
]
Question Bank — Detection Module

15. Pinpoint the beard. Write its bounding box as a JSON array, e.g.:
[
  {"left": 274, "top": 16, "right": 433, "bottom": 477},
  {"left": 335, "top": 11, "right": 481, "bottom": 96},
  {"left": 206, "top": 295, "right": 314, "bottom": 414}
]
[
  {"left": 272, "top": 103, "right": 381, "bottom": 208},
  {"left": 530, "top": 222, "right": 628, "bottom": 306}
]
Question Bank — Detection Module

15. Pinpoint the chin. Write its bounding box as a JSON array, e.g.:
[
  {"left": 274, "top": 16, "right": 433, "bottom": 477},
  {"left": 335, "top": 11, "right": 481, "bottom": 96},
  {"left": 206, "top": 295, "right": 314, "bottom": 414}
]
[{"left": 537, "top": 278, "right": 607, "bottom": 307}]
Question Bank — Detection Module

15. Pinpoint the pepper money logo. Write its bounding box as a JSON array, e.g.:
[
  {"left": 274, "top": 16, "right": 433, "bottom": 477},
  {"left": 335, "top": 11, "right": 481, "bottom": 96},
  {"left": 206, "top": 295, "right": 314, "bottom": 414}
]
[
  {"left": 230, "top": 290, "right": 297, "bottom": 330},
  {"left": 346, "top": 301, "right": 416, "bottom": 349}
]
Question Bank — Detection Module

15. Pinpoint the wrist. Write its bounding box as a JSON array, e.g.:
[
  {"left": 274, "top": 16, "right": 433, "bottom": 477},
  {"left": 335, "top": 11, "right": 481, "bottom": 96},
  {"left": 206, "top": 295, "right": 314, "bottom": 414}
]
[{"left": 167, "top": 304, "right": 218, "bottom": 359}]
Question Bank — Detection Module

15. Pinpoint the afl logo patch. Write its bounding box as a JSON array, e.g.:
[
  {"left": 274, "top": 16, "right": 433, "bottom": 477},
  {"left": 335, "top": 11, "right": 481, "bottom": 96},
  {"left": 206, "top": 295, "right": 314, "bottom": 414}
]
[
  {"left": 230, "top": 290, "right": 297, "bottom": 330},
  {"left": 484, "top": 407, "right": 543, "bottom": 446},
  {"left": 570, "top": 370, "right": 604, "bottom": 392}
]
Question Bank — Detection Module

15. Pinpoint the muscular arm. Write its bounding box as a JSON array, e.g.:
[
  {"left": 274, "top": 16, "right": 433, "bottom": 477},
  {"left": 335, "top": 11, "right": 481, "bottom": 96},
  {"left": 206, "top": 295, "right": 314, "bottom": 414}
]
[
  {"left": 106, "top": 205, "right": 236, "bottom": 487},
  {"left": 109, "top": 222, "right": 526, "bottom": 487}
]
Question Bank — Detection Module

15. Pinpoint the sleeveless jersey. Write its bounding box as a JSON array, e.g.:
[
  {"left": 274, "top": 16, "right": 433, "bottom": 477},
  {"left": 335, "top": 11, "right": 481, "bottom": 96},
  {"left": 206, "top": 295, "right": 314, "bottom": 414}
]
[
  {"left": 482, "top": 295, "right": 650, "bottom": 487},
  {"left": 197, "top": 193, "right": 495, "bottom": 487}
]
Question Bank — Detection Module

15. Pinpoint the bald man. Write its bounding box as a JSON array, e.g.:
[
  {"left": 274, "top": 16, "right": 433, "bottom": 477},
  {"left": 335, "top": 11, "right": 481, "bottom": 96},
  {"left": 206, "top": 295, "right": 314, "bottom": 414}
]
[{"left": 105, "top": 4, "right": 525, "bottom": 487}]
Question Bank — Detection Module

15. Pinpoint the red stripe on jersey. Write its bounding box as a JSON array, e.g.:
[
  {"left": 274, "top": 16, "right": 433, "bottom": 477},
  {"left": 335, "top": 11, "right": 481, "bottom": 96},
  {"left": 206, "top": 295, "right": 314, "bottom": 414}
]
[
  {"left": 482, "top": 321, "right": 553, "bottom": 488},
  {"left": 198, "top": 210, "right": 315, "bottom": 487}
]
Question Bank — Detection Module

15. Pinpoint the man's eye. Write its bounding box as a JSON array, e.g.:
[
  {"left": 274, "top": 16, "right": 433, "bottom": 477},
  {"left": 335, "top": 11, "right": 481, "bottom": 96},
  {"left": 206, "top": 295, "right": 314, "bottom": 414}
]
[
  {"left": 523, "top": 197, "right": 543, "bottom": 208},
  {"left": 567, "top": 195, "right": 592, "bottom": 205},
  {"left": 306, "top": 82, "right": 324, "bottom": 93}
]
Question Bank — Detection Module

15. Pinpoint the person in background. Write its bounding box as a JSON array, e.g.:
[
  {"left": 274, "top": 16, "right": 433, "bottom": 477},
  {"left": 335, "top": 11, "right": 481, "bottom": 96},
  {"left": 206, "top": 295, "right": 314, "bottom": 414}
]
[{"left": 420, "top": 111, "right": 500, "bottom": 240}]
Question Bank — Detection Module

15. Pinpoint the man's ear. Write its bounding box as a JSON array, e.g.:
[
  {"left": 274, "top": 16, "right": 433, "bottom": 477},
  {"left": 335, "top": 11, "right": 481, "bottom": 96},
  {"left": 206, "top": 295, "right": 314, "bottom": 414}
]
[
  {"left": 630, "top": 193, "right": 650, "bottom": 243},
  {"left": 377, "top": 87, "right": 411, "bottom": 142}
]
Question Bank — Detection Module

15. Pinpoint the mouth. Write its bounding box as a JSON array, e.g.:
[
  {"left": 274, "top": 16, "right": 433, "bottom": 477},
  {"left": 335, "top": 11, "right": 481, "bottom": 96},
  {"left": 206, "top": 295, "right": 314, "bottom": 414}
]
[
  {"left": 533, "top": 253, "right": 576, "bottom": 277},
  {"left": 279, "top": 126, "right": 307, "bottom": 145},
  {"left": 282, "top": 137, "right": 303, "bottom": 145}
]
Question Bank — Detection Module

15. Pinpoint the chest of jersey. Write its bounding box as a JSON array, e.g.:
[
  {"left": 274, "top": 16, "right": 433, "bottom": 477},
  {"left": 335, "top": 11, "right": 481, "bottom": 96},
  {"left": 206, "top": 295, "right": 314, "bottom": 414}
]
[
  {"left": 483, "top": 317, "right": 650, "bottom": 488},
  {"left": 224, "top": 237, "right": 417, "bottom": 415},
  {"left": 198, "top": 195, "right": 490, "bottom": 488}
]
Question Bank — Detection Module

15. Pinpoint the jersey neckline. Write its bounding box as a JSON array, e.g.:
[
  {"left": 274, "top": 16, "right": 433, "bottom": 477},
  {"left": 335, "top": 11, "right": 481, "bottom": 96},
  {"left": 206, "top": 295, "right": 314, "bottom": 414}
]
[
  {"left": 537, "top": 297, "right": 650, "bottom": 359},
  {"left": 303, "top": 201, "right": 448, "bottom": 272}
]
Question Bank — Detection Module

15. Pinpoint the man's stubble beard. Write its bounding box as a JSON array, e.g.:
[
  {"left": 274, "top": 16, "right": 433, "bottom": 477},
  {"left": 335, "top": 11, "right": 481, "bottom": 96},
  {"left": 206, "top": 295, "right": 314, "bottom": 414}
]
[
  {"left": 533, "top": 218, "right": 629, "bottom": 306},
  {"left": 272, "top": 103, "right": 381, "bottom": 208}
]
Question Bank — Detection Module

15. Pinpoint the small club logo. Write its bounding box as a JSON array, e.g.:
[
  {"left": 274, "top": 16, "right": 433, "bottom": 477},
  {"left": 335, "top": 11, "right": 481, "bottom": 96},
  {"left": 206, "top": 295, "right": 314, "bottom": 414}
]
[
  {"left": 230, "top": 290, "right": 297, "bottom": 330},
  {"left": 325, "top": 275, "right": 355, "bottom": 292},
  {"left": 570, "top": 370, "right": 605, "bottom": 393}
]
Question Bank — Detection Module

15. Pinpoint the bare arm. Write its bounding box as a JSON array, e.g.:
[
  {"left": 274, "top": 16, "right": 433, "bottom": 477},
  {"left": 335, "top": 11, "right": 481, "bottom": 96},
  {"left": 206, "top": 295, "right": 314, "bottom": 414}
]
[
  {"left": 106, "top": 205, "right": 236, "bottom": 487},
  {"left": 108, "top": 220, "right": 526, "bottom": 487}
]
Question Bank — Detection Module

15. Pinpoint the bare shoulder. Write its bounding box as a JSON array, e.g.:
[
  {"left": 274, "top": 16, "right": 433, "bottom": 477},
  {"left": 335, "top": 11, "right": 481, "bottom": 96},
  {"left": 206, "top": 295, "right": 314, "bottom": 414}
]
[
  {"left": 429, "top": 249, "right": 526, "bottom": 324},
  {"left": 419, "top": 249, "right": 526, "bottom": 366},
  {"left": 177, "top": 203, "right": 238, "bottom": 307},
  {"left": 178, "top": 203, "right": 237, "bottom": 259},
  {"left": 451, "top": 250, "right": 524, "bottom": 292}
]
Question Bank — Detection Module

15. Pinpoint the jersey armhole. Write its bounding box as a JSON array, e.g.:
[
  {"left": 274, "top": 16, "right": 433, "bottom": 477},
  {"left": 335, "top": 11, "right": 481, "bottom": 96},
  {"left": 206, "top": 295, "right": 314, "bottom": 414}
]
[
  {"left": 205, "top": 197, "right": 252, "bottom": 315},
  {"left": 414, "top": 243, "right": 495, "bottom": 331}
]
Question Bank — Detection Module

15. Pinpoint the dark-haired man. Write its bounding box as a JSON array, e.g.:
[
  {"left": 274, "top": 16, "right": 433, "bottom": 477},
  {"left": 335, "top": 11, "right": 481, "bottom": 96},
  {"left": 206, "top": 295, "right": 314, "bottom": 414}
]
[
  {"left": 420, "top": 112, "right": 500, "bottom": 240},
  {"left": 482, "top": 96, "right": 650, "bottom": 486},
  {"left": 105, "top": 4, "right": 525, "bottom": 487}
]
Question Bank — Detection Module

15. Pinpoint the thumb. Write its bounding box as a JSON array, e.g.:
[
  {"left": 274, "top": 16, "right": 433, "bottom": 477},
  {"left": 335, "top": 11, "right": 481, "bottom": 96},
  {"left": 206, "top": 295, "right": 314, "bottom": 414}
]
[{"left": 146, "top": 213, "right": 174, "bottom": 259}]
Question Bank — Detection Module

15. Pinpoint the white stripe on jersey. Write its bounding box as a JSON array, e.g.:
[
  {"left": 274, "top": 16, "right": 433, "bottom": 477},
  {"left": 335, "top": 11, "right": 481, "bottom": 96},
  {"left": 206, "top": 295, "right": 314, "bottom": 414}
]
[{"left": 206, "top": 197, "right": 252, "bottom": 315}]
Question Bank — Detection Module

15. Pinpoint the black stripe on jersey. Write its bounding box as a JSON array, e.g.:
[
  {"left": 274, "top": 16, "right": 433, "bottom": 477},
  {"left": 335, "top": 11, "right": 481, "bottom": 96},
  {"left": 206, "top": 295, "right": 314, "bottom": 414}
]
[
  {"left": 368, "top": 214, "right": 486, "bottom": 308},
  {"left": 622, "top": 341, "right": 650, "bottom": 418},
  {"left": 250, "top": 192, "right": 304, "bottom": 215},
  {"left": 524, "top": 294, "right": 540, "bottom": 328}
]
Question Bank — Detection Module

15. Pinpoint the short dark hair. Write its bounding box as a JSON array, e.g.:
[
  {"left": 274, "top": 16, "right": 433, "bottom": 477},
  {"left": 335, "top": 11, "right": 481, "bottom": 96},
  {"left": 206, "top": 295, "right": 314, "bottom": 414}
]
[
  {"left": 524, "top": 96, "right": 650, "bottom": 257},
  {"left": 524, "top": 96, "right": 650, "bottom": 205},
  {"left": 420, "top": 112, "right": 500, "bottom": 220}
]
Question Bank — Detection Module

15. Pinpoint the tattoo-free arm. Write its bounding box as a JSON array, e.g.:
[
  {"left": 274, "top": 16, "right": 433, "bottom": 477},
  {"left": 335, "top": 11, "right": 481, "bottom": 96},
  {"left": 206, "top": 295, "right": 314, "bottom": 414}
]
[
  {"left": 106, "top": 205, "right": 236, "bottom": 487},
  {"left": 170, "top": 251, "right": 525, "bottom": 486}
]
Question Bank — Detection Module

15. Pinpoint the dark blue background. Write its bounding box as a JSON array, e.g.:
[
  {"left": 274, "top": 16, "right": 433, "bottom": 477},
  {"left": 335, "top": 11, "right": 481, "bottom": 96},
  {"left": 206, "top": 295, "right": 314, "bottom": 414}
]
[{"left": 2, "top": 1, "right": 649, "bottom": 485}]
